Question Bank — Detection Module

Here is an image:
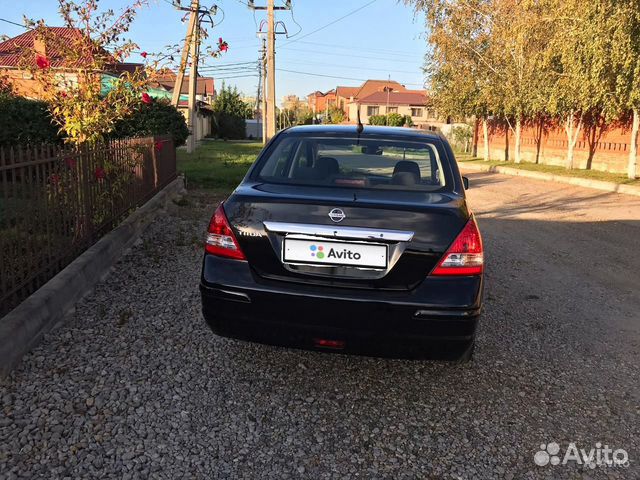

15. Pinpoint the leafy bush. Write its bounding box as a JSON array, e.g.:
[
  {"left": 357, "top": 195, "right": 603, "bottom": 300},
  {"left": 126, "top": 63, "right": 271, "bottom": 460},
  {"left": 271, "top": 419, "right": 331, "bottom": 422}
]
[
  {"left": 368, "top": 114, "right": 387, "bottom": 125},
  {"left": 211, "top": 85, "right": 253, "bottom": 139},
  {"left": 449, "top": 125, "right": 473, "bottom": 153},
  {"left": 451, "top": 125, "right": 473, "bottom": 144},
  {"left": 368, "top": 113, "right": 414, "bottom": 127},
  {"left": 326, "top": 106, "right": 345, "bottom": 124},
  {"left": 386, "top": 113, "right": 405, "bottom": 127},
  {"left": 0, "top": 95, "right": 61, "bottom": 147},
  {"left": 111, "top": 100, "right": 189, "bottom": 146}
]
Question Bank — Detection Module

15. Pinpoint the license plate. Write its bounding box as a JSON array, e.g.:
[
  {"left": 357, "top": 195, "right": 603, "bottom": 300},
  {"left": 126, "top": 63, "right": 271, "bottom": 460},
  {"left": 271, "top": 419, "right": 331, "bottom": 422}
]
[{"left": 283, "top": 238, "right": 388, "bottom": 268}]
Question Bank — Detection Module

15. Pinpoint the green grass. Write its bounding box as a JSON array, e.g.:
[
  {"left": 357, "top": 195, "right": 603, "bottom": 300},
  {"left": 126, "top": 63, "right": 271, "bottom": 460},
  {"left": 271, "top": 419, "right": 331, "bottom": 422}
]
[
  {"left": 177, "top": 140, "right": 263, "bottom": 194},
  {"left": 457, "top": 155, "right": 640, "bottom": 186}
]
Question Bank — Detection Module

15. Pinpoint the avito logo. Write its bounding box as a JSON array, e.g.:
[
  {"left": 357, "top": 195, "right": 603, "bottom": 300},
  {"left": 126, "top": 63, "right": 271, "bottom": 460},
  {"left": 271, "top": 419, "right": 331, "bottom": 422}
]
[{"left": 309, "top": 244, "right": 361, "bottom": 261}]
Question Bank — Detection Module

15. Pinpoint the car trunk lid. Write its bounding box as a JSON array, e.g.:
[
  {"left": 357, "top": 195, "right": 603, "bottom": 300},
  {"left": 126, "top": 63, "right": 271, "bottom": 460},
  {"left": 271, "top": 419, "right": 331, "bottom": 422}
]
[{"left": 223, "top": 183, "right": 469, "bottom": 290}]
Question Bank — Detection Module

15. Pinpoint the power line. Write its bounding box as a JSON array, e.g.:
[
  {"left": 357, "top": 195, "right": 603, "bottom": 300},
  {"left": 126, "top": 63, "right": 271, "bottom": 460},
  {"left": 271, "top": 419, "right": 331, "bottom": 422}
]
[
  {"left": 281, "top": 0, "right": 379, "bottom": 46},
  {"left": 213, "top": 73, "right": 259, "bottom": 80},
  {"left": 278, "top": 46, "right": 420, "bottom": 64},
  {"left": 282, "top": 40, "right": 420, "bottom": 59},
  {"left": 274, "top": 59, "right": 420, "bottom": 75},
  {"left": 285, "top": 0, "right": 303, "bottom": 39},
  {"left": 0, "top": 18, "right": 28, "bottom": 29},
  {"left": 276, "top": 68, "right": 424, "bottom": 86}
]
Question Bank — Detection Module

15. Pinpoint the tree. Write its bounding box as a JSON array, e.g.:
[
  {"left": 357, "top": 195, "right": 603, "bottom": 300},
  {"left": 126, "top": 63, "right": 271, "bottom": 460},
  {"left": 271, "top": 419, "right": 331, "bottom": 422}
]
[
  {"left": 609, "top": 1, "right": 640, "bottom": 179},
  {"left": 487, "top": 0, "right": 551, "bottom": 163},
  {"left": 23, "top": 1, "right": 151, "bottom": 144},
  {"left": 406, "top": 0, "right": 496, "bottom": 160},
  {"left": 211, "top": 85, "right": 252, "bottom": 139},
  {"left": 544, "top": 0, "right": 621, "bottom": 169}
]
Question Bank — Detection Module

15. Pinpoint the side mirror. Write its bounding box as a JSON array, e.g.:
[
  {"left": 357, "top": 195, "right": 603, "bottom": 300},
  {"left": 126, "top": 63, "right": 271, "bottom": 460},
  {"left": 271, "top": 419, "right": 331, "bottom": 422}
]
[{"left": 462, "top": 176, "right": 470, "bottom": 190}]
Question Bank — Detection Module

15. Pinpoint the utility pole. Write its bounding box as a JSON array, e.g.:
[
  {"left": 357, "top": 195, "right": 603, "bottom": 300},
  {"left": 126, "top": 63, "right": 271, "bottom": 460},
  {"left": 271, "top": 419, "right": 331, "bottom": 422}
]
[
  {"left": 171, "top": 1, "right": 219, "bottom": 152},
  {"left": 186, "top": 2, "right": 200, "bottom": 153},
  {"left": 266, "top": 0, "right": 276, "bottom": 140},
  {"left": 247, "top": 0, "right": 290, "bottom": 142},
  {"left": 171, "top": 2, "right": 198, "bottom": 107},
  {"left": 260, "top": 38, "right": 267, "bottom": 144}
]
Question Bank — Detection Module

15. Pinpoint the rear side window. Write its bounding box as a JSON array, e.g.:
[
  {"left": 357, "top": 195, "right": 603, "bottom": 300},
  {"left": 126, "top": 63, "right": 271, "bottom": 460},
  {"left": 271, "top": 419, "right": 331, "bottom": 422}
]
[{"left": 256, "top": 136, "right": 449, "bottom": 191}]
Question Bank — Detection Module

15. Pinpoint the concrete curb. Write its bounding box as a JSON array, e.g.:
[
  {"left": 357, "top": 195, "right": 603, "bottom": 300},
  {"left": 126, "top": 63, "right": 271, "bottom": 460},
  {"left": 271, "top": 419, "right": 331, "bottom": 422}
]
[
  {"left": 0, "top": 177, "right": 186, "bottom": 377},
  {"left": 459, "top": 162, "right": 640, "bottom": 197}
]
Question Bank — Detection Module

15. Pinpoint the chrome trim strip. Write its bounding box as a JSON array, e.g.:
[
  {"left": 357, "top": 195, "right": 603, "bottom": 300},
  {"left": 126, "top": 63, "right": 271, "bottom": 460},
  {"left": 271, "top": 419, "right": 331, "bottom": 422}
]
[{"left": 263, "top": 221, "right": 414, "bottom": 242}]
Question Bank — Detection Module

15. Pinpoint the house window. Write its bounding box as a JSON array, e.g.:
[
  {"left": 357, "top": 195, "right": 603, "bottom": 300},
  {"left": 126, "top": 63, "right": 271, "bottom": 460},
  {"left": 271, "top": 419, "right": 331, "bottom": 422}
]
[
  {"left": 387, "top": 106, "right": 398, "bottom": 113},
  {"left": 367, "top": 106, "right": 379, "bottom": 116},
  {"left": 411, "top": 108, "right": 423, "bottom": 117}
]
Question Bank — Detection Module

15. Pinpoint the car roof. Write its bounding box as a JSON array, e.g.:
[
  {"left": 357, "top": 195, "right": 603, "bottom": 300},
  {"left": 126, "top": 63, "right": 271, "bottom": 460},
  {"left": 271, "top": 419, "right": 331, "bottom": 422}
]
[{"left": 282, "top": 124, "right": 443, "bottom": 140}]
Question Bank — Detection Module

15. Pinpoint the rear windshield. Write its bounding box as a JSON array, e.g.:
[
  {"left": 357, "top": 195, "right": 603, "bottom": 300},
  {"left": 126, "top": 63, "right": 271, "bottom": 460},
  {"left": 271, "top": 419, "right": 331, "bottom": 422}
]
[{"left": 254, "top": 135, "right": 451, "bottom": 192}]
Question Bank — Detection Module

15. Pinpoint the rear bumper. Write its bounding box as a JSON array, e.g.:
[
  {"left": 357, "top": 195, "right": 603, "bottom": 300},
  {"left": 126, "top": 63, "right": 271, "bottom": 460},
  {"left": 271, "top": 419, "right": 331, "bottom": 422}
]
[{"left": 200, "top": 255, "right": 483, "bottom": 360}]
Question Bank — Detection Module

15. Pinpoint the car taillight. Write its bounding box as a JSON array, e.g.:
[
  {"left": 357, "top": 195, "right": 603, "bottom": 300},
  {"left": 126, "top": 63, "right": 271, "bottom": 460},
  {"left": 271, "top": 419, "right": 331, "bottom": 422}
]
[
  {"left": 205, "top": 203, "right": 246, "bottom": 260},
  {"left": 431, "top": 216, "right": 483, "bottom": 276}
]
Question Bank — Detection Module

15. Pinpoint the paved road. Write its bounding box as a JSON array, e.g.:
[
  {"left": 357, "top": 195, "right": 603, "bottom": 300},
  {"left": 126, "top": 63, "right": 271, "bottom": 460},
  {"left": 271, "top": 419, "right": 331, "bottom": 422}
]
[{"left": 1, "top": 171, "right": 639, "bottom": 479}]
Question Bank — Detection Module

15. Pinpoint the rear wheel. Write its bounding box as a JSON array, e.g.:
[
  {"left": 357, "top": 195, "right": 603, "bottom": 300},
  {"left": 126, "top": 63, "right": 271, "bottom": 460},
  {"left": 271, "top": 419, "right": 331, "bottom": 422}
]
[{"left": 455, "top": 340, "right": 475, "bottom": 364}]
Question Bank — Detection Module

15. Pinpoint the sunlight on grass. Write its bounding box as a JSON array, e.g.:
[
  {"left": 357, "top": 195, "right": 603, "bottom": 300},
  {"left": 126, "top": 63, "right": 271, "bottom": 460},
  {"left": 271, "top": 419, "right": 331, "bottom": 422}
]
[
  {"left": 177, "top": 140, "right": 263, "bottom": 194},
  {"left": 457, "top": 156, "right": 640, "bottom": 186}
]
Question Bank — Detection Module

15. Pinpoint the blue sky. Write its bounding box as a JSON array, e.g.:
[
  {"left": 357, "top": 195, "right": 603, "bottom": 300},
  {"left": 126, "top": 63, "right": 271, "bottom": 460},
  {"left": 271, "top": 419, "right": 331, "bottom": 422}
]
[{"left": 0, "top": 0, "right": 428, "bottom": 104}]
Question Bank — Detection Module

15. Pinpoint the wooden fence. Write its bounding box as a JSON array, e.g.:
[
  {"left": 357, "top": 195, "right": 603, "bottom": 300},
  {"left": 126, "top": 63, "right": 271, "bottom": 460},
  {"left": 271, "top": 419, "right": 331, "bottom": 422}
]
[{"left": 0, "top": 136, "right": 176, "bottom": 317}]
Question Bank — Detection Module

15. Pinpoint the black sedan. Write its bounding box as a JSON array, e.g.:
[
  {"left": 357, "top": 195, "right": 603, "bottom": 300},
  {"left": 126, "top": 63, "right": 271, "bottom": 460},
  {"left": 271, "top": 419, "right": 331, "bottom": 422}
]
[{"left": 200, "top": 125, "right": 483, "bottom": 362}]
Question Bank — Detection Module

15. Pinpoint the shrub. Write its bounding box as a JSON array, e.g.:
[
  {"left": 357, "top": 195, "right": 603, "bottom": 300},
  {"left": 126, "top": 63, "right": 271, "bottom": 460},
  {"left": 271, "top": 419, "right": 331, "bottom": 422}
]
[
  {"left": 368, "top": 114, "right": 387, "bottom": 125},
  {"left": 0, "top": 95, "right": 61, "bottom": 147},
  {"left": 111, "top": 100, "right": 189, "bottom": 146},
  {"left": 404, "top": 115, "right": 414, "bottom": 127},
  {"left": 386, "top": 113, "right": 405, "bottom": 127},
  {"left": 326, "top": 106, "right": 345, "bottom": 124}
]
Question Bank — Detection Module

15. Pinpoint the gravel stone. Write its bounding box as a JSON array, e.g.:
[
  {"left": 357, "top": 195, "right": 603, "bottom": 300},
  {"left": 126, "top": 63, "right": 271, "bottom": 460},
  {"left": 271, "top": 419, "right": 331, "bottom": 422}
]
[{"left": 0, "top": 181, "right": 639, "bottom": 479}]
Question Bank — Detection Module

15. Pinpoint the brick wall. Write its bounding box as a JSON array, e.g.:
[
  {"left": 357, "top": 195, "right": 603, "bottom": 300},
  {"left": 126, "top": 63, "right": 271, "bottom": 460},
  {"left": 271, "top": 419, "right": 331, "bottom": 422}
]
[{"left": 474, "top": 118, "right": 635, "bottom": 174}]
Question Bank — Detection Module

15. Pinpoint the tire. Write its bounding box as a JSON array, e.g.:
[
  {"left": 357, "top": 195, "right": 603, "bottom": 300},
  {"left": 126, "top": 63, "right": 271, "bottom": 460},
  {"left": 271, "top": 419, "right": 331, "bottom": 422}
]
[{"left": 455, "top": 340, "right": 475, "bottom": 364}]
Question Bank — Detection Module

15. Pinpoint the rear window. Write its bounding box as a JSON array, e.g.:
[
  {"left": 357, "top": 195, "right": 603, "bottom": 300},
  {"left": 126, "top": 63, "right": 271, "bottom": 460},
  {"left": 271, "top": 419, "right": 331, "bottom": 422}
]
[{"left": 254, "top": 136, "right": 451, "bottom": 191}]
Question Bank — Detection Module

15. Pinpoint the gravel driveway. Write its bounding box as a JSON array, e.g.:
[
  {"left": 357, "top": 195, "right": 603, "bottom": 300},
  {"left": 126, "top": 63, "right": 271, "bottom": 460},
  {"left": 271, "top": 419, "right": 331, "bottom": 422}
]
[{"left": 1, "top": 173, "right": 639, "bottom": 479}]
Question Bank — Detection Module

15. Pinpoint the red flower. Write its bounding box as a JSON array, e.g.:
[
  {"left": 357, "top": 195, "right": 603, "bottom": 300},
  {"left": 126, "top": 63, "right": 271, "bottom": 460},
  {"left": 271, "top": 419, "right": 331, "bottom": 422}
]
[
  {"left": 94, "top": 167, "right": 106, "bottom": 180},
  {"left": 141, "top": 51, "right": 148, "bottom": 58},
  {"left": 218, "top": 38, "right": 228, "bottom": 52},
  {"left": 36, "top": 54, "right": 51, "bottom": 69},
  {"left": 65, "top": 157, "right": 76, "bottom": 168},
  {"left": 154, "top": 140, "right": 165, "bottom": 152},
  {"left": 141, "top": 92, "right": 152, "bottom": 104},
  {"left": 60, "top": 91, "right": 67, "bottom": 98},
  {"left": 49, "top": 174, "right": 60, "bottom": 185}
]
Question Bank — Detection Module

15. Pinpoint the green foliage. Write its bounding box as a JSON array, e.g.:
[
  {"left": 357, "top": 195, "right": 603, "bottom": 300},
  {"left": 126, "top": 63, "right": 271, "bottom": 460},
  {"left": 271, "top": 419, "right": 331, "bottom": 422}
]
[
  {"left": 211, "top": 85, "right": 253, "bottom": 139},
  {"left": 111, "top": 100, "right": 189, "bottom": 146},
  {"left": 0, "top": 95, "right": 61, "bottom": 147},
  {"left": 386, "top": 113, "right": 405, "bottom": 127},
  {"left": 368, "top": 114, "right": 387, "bottom": 125},
  {"left": 368, "top": 113, "right": 412, "bottom": 127},
  {"left": 406, "top": 0, "right": 640, "bottom": 173},
  {"left": 451, "top": 125, "right": 472, "bottom": 145},
  {"left": 326, "top": 106, "right": 346, "bottom": 124}
]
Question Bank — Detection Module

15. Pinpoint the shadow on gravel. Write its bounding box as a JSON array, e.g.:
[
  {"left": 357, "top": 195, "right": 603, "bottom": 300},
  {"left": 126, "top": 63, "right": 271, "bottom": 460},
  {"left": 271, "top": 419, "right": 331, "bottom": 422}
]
[{"left": 1, "top": 192, "right": 638, "bottom": 480}]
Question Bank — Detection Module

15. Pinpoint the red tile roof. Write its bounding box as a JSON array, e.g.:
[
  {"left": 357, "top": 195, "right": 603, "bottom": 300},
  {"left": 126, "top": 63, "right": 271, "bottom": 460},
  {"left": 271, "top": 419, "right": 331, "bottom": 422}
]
[
  {"left": 357, "top": 91, "right": 427, "bottom": 106},
  {"left": 354, "top": 80, "right": 408, "bottom": 100},
  {"left": 335, "top": 86, "right": 359, "bottom": 99},
  {"left": 154, "top": 73, "right": 215, "bottom": 96},
  {"left": 0, "top": 27, "right": 112, "bottom": 68}
]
